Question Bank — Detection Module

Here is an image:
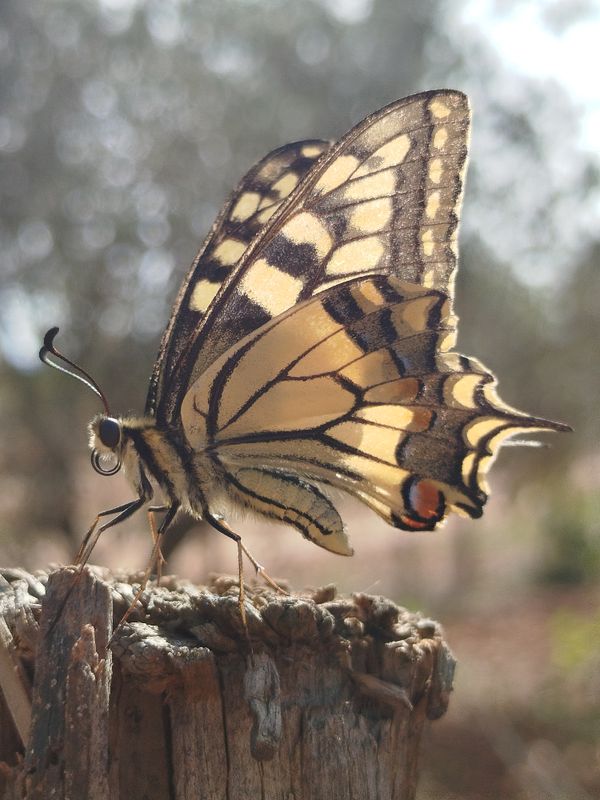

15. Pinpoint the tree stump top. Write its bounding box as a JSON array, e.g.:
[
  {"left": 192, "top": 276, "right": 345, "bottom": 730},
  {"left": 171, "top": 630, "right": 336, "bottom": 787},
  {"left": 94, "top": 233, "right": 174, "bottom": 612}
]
[{"left": 0, "top": 566, "right": 455, "bottom": 800}]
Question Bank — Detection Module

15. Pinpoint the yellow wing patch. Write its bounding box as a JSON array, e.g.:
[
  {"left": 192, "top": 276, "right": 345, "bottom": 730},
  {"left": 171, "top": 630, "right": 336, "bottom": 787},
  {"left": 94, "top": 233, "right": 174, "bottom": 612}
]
[
  {"left": 190, "top": 280, "right": 220, "bottom": 313},
  {"left": 315, "top": 155, "right": 362, "bottom": 194},
  {"left": 325, "top": 237, "right": 385, "bottom": 276},
  {"left": 353, "top": 133, "right": 411, "bottom": 177},
  {"left": 226, "top": 466, "right": 352, "bottom": 555},
  {"left": 349, "top": 197, "right": 394, "bottom": 234},
  {"left": 238, "top": 259, "right": 304, "bottom": 317},
  {"left": 231, "top": 192, "right": 262, "bottom": 222},
  {"left": 278, "top": 211, "right": 332, "bottom": 258}
]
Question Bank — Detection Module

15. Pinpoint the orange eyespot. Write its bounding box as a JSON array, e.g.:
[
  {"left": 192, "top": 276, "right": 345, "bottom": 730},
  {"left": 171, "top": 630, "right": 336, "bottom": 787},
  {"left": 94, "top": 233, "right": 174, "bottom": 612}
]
[{"left": 408, "top": 478, "right": 444, "bottom": 521}]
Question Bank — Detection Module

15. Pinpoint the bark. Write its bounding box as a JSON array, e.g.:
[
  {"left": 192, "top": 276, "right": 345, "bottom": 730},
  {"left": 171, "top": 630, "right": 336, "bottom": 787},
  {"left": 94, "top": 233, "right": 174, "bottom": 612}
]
[{"left": 0, "top": 566, "right": 455, "bottom": 800}]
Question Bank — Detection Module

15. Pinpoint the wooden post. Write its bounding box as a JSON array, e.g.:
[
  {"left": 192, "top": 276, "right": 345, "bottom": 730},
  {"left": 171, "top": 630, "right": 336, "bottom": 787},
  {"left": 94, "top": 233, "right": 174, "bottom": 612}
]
[{"left": 0, "top": 566, "right": 455, "bottom": 800}]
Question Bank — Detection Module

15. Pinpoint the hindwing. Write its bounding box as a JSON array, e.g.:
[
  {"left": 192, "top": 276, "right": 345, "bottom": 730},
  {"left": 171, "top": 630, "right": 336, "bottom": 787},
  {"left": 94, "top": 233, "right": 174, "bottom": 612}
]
[
  {"left": 180, "top": 275, "right": 566, "bottom": 552},
  {"left": 146, "top": 139, "right": 331, "bottom": 421}
]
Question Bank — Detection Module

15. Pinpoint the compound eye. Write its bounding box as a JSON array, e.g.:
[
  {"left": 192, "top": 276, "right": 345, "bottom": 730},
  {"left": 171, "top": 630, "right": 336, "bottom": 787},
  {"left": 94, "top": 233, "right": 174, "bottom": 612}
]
[{"left": 98, "top": 417, "right": 121, "bottom": 449}]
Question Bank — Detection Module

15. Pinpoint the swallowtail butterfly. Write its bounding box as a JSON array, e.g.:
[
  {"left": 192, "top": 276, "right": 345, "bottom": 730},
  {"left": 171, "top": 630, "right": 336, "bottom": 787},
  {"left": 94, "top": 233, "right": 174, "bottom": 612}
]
[{"left": 41, "top": 90, "right": 568, "bottom": 583}]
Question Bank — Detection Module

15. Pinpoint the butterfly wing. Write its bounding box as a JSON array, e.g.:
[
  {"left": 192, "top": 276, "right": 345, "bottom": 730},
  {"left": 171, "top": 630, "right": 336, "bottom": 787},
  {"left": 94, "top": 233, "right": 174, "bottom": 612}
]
[
  {"left": 157, "top": 90, "right": 470, "bottom": 427},
  {"left": 181, "top": 275, "right": 567, "bottom": 552},
  {"left": 146, "top": 139, "right": 332, "bottom": 422},
  {"left": 177, "top": 90, "right": 469, "bottom": 397}
]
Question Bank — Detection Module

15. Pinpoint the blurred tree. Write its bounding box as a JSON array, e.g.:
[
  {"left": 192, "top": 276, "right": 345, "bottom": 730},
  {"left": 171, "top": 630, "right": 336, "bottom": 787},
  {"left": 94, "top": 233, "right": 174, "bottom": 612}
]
[
  {"left": 0, "top": 0, "right": 597, "bottom": 561},
  {"left": 555, "top": 243, "right": 600, "bottom": 451}
]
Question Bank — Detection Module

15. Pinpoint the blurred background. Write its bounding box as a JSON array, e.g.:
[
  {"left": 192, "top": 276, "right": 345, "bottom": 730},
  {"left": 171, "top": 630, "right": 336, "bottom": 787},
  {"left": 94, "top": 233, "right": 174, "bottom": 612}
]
[{"left": 1, "top": 0, "right": 598, "bottom": 797}]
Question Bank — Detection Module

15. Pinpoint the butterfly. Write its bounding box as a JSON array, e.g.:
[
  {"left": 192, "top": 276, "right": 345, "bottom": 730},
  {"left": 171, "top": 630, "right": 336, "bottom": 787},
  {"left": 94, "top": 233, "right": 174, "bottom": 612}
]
[{"left": 40, "top": 90, "right": 568, "bottom": 591}]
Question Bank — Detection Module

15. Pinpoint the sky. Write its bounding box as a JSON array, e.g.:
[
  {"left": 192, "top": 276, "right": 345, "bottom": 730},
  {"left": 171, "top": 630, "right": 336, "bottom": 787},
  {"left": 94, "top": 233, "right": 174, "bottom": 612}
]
[{"left": 460, "top": 0, "right": 600, "bottom": 157}]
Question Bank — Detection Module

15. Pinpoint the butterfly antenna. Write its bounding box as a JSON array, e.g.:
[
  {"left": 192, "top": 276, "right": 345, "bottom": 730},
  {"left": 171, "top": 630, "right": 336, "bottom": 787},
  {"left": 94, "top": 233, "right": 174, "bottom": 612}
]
[{"left": 39, "top": 327, "right": 111, "bottom": 415}]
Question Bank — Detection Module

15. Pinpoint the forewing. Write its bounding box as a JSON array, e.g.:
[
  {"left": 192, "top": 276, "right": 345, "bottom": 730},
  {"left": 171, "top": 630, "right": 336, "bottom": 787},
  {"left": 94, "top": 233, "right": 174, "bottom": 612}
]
[
  {"left": 183, "top": 90, "right": 470, "bottom": 398},
  {"left": 181, "top": 276, "right": 566, "bottom": 546},
  {"left": 146, "top": 139, "right": 331, "bottom": 421}
]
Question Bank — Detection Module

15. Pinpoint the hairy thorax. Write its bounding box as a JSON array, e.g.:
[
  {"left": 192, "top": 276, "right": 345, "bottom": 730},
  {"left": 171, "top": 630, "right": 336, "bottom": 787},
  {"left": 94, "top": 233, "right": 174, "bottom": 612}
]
[{"left": 90, "top": 414, "right": 218, "bottom": 519}]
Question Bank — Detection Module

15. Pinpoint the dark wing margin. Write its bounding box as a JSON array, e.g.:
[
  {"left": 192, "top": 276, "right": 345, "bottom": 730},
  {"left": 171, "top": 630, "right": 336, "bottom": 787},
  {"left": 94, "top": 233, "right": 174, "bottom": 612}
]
[
  {"left": 165, "top": 90, "right": 471, "bottom": 426},
  {"left": 145, "top": 139, "right": 332, "bottom": 421}
]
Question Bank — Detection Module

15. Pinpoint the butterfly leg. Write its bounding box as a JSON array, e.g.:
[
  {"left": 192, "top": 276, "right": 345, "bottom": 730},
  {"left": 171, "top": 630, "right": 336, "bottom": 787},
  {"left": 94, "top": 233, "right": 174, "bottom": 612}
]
[
  {"left": 238, "top": 542, "right": 288, "bottom": 596},
  {"left": 147, "top": 505, "right": 170, "bottom": 584},
  {"left": 46, "top": 497, "right": 149, "bottom": 641},
  {"left": 111, "top": 503, "right": 180, "bottom": 638},
  {"left": 205, "top": 513, "right": 249, "bottom": 630},
  {"left": 76, "top": 497, "right": 147, "bottom": 566},
  {"left": 206, "top": 512, "right": 288, "bottom": 606}
]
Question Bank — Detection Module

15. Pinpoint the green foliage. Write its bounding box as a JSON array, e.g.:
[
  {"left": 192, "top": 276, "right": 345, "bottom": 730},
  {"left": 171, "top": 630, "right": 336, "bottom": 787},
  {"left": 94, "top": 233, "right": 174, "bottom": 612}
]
[
  {"left": 537, "top": 490, "right": 600, "bottom": 586},
  {"left": 550, "top": 608, "right": 600, "bottom": 672}
]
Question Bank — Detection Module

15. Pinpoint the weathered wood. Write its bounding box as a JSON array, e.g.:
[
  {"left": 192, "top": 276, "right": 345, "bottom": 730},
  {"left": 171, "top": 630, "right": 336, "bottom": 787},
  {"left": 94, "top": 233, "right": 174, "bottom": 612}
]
[
  {"left": 25, "top": 568, "right": 112, "bottom": 800},
  {"left": 0, "top": 616, "right": 31, "bottom": 747},
  {"left": 0, "top": 566, "right": 455, "bottom": 800}
]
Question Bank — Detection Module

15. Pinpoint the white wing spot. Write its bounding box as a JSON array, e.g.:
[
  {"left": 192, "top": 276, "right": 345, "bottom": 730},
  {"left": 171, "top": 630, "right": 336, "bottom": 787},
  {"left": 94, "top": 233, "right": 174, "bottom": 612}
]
[
  {"left": 430, "top": 99, "right": 451, "bottom": 118},
  {"left": 421, "top": 267, "right": 436, "bottom": 288},
  {"left": 302, "top": 144, "right": 324, "bottom": 158},
  {"left": 433, "top": 127, "right": 448, "bottom": 149},
  {"left": 257, "top": 205, "right": 278, "bottom": 223},
  {"left": 428, "top": 158, "right": 443, "bottom": 184},
  {"left": 425, "top": 190, "right": 440, "bottom": 220},
  {"left": 421, "top": 228, "right": 434, "bottom": 257},
  {"left": 272, "top": 172, "right": 299, "bottom": 198}
]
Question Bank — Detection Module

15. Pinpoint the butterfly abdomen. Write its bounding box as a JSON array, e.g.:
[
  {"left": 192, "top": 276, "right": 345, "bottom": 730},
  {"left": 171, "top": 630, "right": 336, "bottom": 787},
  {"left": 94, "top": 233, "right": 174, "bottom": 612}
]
[{"left": 224, "top": 465, "right": 353, "bottom": 555}]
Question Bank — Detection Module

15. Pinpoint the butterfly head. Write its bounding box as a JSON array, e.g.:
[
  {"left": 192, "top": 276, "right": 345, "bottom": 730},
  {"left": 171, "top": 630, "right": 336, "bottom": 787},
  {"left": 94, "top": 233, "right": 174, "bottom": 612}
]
[
  {"left": 89, "top": 414, "right": 123, "bottom": 476},
  {"left": 39, "top": 326, "right": 124, "bottom": 477}
]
